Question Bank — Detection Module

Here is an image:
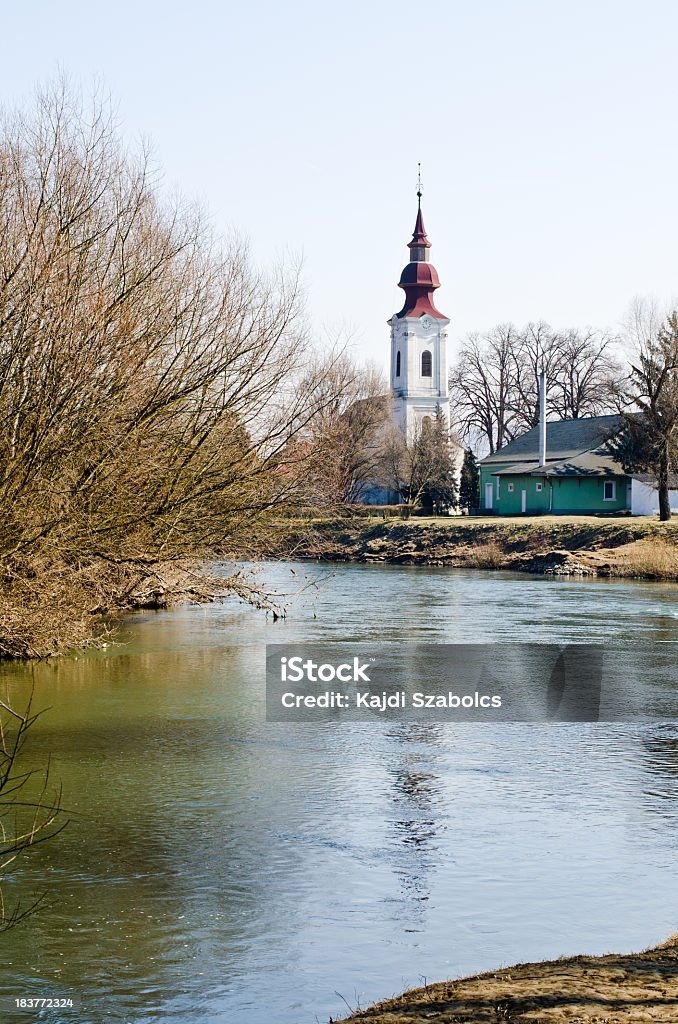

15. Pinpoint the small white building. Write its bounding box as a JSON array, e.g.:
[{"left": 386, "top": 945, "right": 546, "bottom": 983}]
[{"left": 630, "top": 475, "right": 678, "bottom": 516}]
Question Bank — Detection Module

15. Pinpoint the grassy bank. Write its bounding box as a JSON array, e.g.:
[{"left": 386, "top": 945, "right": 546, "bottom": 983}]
[
  {"left": 280, "top": 515, "right": 678, "bottom": 581},
  {"left": 336, "top": 934, "right": 678, "bottom": 1023}
]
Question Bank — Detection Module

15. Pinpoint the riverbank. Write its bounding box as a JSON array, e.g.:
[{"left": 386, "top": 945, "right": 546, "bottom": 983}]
[
  {"left": 6, "top": 514, "right": 678, "bottom": 659},
  {"left": 279, "top": 515, "right": 678, "bottom": 580},
  {"left": 337, "top": 934, "right": 678, "bottom": 1023},
  {"left": 0, "top": 558, "right": 230, "bottom": 659}
]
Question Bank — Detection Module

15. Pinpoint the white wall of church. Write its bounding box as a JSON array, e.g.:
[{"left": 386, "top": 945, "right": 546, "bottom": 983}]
[{"left": 390, "top": 313, "right": 450, "bottom": 439}]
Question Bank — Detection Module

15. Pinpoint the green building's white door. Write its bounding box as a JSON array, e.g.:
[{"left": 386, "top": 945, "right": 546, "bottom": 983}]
[
  {"left": 485, "top": 482, "right": 493, "bottom": 509},
  {"left": 521, "top": 490, "right": 527, "bottom": 513}
]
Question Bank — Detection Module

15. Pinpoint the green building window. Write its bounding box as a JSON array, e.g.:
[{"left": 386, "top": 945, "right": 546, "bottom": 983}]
[{"left": 603, "top": 480, "right": 616, "bottom": 501}]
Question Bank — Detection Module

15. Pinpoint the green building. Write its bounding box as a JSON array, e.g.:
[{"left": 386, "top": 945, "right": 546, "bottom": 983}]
[{"left": 479, "top": 415, "right": 631, "bottom": 515}]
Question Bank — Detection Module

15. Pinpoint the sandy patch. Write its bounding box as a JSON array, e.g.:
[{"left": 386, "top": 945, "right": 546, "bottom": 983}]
[{"left": 337, "top": 936, "right": 678, "bottom": 1023}]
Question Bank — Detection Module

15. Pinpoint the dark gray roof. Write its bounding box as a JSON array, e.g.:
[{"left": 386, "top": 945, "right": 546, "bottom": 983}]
[
  {"left": 537, "top": 451, "right": 622, "bottom": 477},
  {"left": 493, "top": 452, "right": 622, "bottom": 478},
  {"left": 492, "top": 462, "right": 541, "bottom": 476},
  {"left": 481, "top": 415, "right": 624, "bottom": 466}
]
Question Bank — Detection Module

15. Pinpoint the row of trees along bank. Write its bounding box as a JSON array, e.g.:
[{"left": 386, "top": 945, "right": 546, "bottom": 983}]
[{"left": 0, "top": 83, "right": 365, "bottom": 656}]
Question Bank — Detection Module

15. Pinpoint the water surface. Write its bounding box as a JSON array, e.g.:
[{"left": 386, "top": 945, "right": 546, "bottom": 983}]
[{"left": 0, "top": 563, "right": 676, "bottom": 1023}]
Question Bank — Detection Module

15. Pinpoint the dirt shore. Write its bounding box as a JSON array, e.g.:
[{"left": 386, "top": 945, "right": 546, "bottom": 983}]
[
  {"left": 337, "top": 935, "right": 678, "bottom": 1023},
  {"left": 281, "top": 515, "right": 678, "bottom": 581}
]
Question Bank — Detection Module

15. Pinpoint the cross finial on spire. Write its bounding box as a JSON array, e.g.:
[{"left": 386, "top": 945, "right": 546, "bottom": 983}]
[{"left": 416, "top": 163, "right": 423, "bottom": 206}]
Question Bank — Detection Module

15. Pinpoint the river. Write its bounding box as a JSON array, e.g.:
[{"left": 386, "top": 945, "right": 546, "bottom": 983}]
[{"left": 0, "top": 562, "right": 676, "bottom": 1023}]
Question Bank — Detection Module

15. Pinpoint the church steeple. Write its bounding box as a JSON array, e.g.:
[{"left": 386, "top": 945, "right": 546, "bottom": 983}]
[
  {"left": 411, "top": 165, "right": 428, "bottom": 253},
  {"left": 396, "top": 188, "right": 447, "bottom": 320},
  {"left": 389, "top": 172, "right": 451, "bottom": 442},
  {"left": 407, "top": 192, "right": 431, "bottom": 261}
]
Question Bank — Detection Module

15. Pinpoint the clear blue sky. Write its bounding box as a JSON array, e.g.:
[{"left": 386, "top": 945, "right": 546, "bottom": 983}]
[{"left": 2, "top": 1, "right": 677, "bottom": 369}]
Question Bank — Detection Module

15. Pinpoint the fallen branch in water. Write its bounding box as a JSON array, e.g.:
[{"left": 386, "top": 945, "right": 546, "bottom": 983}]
[{"left": 0, "top": 692, "right": 67, "bottom": 929}]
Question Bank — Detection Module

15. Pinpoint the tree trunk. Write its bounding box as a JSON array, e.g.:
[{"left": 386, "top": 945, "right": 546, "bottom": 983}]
[{"left": 658, "top": 445, "right": 671, "bottom": 521}]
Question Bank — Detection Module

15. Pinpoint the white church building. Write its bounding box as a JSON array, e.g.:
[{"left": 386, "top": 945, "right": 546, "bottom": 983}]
[
  {"left": 360, "top": 189, "right": 459, "bottom": 506},
  {"left": 389, "top": 190, "right": 451, "bottom": 440}
]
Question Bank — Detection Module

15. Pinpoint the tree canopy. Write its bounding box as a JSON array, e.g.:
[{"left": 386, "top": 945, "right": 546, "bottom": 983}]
[{"left": 449, "top": 321, "right": 622, "bottom": 453}]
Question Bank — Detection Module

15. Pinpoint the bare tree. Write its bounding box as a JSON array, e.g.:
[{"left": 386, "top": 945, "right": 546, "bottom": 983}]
[
  {"left": 547, "top": 328, "right": 622, "bottom": 420},
  {"left": 610, "top": 312, "right": 678, "bottom": 521},
  {"left": 0, "top": 80, "right": 347, "bottom": 654},
  {"left": 622, "top": 295, "right": 674, "bottom": 351},
  {"left": 506, "top": 321, "right": 562, "bottom": 432},
  {"left": 450, "top": 320, "right": 622, "bottom": 453},
  {"left": 448, "top": 324, "right": 519, "bottom": 453},
  {"left": 301, "top": 355, "right": 390, "bottom": 507}
]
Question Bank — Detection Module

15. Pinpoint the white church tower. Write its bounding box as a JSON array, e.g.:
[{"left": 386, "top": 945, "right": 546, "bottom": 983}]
[{"left": 389, "top": 182, "right": 450, "bottom": 440}]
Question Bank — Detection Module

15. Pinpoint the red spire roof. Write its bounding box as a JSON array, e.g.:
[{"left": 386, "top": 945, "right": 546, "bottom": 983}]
[
  {"left": 396, "top": 200, "right": 448, "bottom": 320},
  {"left": 408, "top": 203, "right": 431, "bottom": 251}
]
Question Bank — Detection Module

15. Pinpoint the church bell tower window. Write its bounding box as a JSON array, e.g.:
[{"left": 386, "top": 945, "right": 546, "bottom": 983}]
[{"left": 421, "top": 350, "right": 432, "bottom": 377}]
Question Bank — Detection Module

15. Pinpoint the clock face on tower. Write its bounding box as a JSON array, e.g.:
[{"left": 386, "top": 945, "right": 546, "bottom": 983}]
[{"left": 421, "top": 317, "right": 432, "bottom": 329}]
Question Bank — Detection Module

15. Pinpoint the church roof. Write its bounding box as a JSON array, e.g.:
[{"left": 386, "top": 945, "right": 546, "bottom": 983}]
[{"left": 396, "top": 199, "right": 448, "bottom": 320}]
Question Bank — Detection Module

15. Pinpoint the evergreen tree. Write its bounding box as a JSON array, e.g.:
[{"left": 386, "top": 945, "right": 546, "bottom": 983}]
[
  {"left": 419, "top": 407, "right": 459, "bottom": 515},
  {"left": 459, "top": 448, "right": 480, "bottom": 512},
  {"left": 381, "top": 406, "right": 458, "bottom": 514},
  {"left": 608, "top": 312, "right": 678, "bottom": 521}
]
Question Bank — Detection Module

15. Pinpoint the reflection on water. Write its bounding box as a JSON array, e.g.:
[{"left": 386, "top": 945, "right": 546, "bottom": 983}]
[
  {"left": 642, "top": 728, "right": 678, "bottom": 806},
  {"left": 387, "top": 727, "right": 448, "bottom": 910},
  {"left": 0, "top": 563, "right": 676, "bottom": 1024}
]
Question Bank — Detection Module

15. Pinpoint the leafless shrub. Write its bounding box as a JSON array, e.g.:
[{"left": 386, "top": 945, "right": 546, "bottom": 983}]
[
  {"left": 0, "top": 694, "right": 66, "bottom": 928},
  {"left": 464, "top": 540, "right": 507, "bottom": 569}
]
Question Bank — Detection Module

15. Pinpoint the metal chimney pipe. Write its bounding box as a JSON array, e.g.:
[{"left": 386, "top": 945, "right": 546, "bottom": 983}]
[{"left": 539, "top": 371, "right": 547, "bottom": 467}]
